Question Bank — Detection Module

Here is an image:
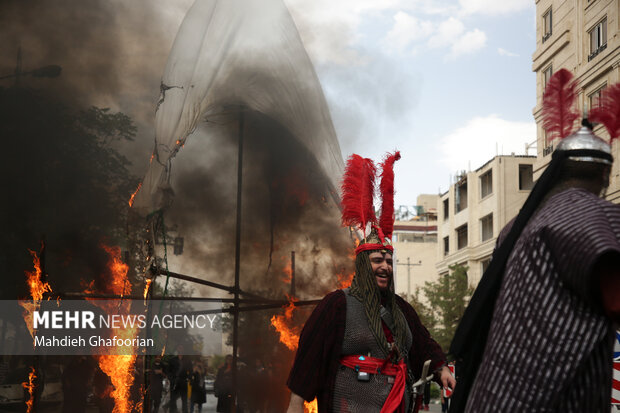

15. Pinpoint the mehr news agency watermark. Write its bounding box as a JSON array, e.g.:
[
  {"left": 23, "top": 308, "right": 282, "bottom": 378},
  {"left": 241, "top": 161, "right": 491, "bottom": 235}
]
[{"left": 2, "top": 300, "right": 223, "bottom": 356}]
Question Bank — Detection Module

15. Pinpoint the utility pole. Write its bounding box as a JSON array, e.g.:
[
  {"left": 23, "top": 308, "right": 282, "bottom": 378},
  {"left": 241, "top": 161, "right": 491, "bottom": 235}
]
[
  {"left": 397, "top": 257, "right": 421, "bottom": 296},
  {"left": 0, "top": 47, "right": 62, "bottom": 83}
]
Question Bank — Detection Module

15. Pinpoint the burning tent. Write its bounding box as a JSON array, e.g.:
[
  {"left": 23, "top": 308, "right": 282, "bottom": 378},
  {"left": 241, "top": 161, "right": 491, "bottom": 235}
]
[
  {"left": 129, "top": 0, "right": 355, "bottom": 301},
  {"left": 132, "top": 0, "right": 345, "bottom": 215},
  {"left": 128, "top": 1, "right": 355, "bottom": 410}
]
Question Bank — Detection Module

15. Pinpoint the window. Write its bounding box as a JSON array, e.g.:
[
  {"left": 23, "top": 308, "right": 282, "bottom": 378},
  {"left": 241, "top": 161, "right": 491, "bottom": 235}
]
[
  {"left": 481, "top": 258, "right": 491, "bottom": 274},
  {"left": 480, "top": 170, "right": 493, "bottom": 199},
  {"left": 543, "top": 65, "right": 553, "bottom": 90},
  {"left": 589, "top": 84, "right": 607, "bottom": 109},
  {"left": 455, "top": 178, "right": 468, "bottom": 213},
  {"left": 588, "top": 18, "right": 607, "bottom": 61},
  {"left": 443, "top": 236, "right": 449, "bottom": 256},
  {"left": 542, "top": 8, "right": 552, "bottom": 42},
  {"left": 519, "top": 164, "right": 534, "bottom": 190},
  {"left": 456, "top": 225, "right": 468, "bottom": 250},
  {"left": 480, "top": 214, "right": 493, "bottom": 242},
  {"left": 443, "top": 198, "right": 449, "bottom": 220}
]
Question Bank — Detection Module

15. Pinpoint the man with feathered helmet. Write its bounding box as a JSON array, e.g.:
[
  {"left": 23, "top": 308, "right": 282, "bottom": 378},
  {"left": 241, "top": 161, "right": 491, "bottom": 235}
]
[
  {"left": 449, "top": 69, "right": 620, "bottom": 412},
  {"left": 286, "top": 152, "right": 455, "bottom": 413}
]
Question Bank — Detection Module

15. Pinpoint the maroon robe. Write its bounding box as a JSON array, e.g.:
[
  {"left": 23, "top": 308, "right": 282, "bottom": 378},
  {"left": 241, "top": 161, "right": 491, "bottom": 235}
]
[{"left": 287, "top": 290, "right": 446, "bottom": 412}]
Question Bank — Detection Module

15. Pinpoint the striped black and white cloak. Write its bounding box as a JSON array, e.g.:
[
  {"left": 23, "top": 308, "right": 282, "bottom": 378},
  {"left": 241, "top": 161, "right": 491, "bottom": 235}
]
[{"left": 465, "top": 188, "right": 620, "bottom": 412}]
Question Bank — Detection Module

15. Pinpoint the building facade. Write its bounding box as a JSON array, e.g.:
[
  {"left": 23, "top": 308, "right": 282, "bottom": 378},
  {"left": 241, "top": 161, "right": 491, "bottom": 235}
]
[
  {"left": 435, "top": 155, "right": 536, "bottom": 286},
  {"left": 392, "top": 195, "right": 439, "bottom": 298},
  {"left": 533, "top": 0, "right": 620, "bottom": 203}
]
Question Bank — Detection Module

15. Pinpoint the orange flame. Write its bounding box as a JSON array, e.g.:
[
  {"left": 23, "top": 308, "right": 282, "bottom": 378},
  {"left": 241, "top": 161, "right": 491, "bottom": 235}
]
[
  {"left": 282, "top": 257, "right": 293, "bottom": 284},
  {"left": 22, "top": 367, "right": 36, "bottom": 413},
  {"left": 270, "top": 298, "right": 299, "bottom": 351},
  {"left": 348, "top": 246, "right": 357, "bottom": 260},
  {"left": 336, "top": 271, "right": 354, "bottom": 289},
  {"left": 20, "top": 250, "right": 52, "bottom": 339},
  {"left": 304, "top": 399, "right": 318, "bottom": 413},
  {"left": 144, "top": 279, "right": 152, "bottom": 302},
  {"left": 270, "top": 297, "right": 317, "bottom": 411},
  {"left": 101, "top": 244, "right": 130, "bottom": 300},
  {"left": 128, "top": 182, "right": 142, "bottom": 207},
  {"left": 87, "top": 245, "right": 137, "bottom": 413},
  {"left": 98, "top": 354, "right": 137, "bottom": 413}
]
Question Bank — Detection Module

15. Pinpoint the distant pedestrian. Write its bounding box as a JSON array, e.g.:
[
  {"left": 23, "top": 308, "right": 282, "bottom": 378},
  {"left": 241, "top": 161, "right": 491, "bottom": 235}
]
[
  {"left": 61, "top": 356, "right": 93, "bottom": 413},
  {"left": 150, "top": 356, "right": 165, "bottom": 413},
  {"left": 190, "top": 361, "right": 207, "bottom": 413},
  {"left": 214, "top": 355, "right": 233, "bottom": 413},
  {"left": 169, "top": 345, "right": 192, "bottom": 413}
]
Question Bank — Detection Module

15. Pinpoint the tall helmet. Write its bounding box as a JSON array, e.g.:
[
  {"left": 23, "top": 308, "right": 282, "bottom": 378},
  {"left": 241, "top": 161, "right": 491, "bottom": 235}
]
[
  {"left": 556, "top": 123, "right": 612, "bottom": 165},
  {"left": 341, "top": 152, "right": 400, "bottom": 255}
]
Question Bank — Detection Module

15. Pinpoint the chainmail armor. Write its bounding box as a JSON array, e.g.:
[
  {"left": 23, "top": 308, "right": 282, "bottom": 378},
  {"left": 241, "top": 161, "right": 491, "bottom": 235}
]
[{"left": 332, "top": 289, "right": 413, "bottom": 412}]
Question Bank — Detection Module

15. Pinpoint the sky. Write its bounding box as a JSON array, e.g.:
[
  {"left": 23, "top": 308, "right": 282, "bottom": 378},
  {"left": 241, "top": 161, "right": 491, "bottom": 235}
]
[{"left": 282, "top": 0, "right": 538, "bottom": 205}]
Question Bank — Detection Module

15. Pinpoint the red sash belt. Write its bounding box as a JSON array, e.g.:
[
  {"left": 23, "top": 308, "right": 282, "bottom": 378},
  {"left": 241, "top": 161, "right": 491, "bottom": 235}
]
[{"left": 340, "top": 355, "right": 406, "bottom": 413}]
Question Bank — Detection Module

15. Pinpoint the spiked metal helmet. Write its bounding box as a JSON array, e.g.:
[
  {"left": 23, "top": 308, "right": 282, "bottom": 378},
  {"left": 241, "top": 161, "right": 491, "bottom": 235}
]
[{"left": 556, "top": 124, "right": 613, "bottom": 164}]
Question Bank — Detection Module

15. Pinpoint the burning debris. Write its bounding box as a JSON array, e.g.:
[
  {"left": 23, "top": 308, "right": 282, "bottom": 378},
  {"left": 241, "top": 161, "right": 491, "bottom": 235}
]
[
  {"left": 18, "top": 247, "right": 51, "bottom": 413},
  {"left": 336, "top": 270, "right": 354, "bottom": 290},
  {"left": 87, "top": 244, "right": 138, "bottom": 413},
  {"left": 270, "top": 297, "right": 300, "bottom": 351},
  {"left": 128, "top": 182, "right": 143, "bottom": 208},
  {"left": 20, "top": 249, "right": 52, "bottom": 341},
  {"left": 144, "top": 278, "right": 152, "bottom": 302},
  {"left": 270, "top": 296, "right": 318, "bottom": 413},
  {"left": 21, "top": 366, "right": 36, "bottom": 413}
]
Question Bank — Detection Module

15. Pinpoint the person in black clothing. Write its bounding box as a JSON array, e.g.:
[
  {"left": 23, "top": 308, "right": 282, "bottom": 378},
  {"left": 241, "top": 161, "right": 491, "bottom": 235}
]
[
  {"left": 246, "top": 358, "right": 267, "bottom": 413},
  {"left": 214, "top": 355, "right": 233, "bottom": 413},
  {"left": 61, "top": 356, "right": 93, "bottom": 413},
  {"left": 169, "top": 345, "right": 192, "bottom": 413},
  {"left": 150, "top": 356, "right": 165, "bottom": 413},
  {"left": 190, "top": 361, "right": 207, "bottom": 413}
]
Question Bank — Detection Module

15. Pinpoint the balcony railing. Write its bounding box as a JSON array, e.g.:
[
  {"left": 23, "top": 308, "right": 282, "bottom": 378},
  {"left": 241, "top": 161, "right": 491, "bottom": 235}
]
[
  {"left": 588, "top": 43, "right": 607, "bottom": 61},
  {"left": 543, "top": 144, "right": 554, "bottom": 156}
]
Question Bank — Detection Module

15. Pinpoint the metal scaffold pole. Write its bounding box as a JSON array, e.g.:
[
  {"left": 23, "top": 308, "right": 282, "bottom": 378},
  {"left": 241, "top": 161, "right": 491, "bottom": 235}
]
[{"left": 232, "top": 108, "right": 245, "bottom": 413}]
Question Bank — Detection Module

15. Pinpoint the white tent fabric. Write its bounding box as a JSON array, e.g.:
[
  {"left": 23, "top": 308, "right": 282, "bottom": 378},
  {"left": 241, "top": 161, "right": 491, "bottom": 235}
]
[{"left": 133, "top": 0, "right": 344, "bottom": 214}]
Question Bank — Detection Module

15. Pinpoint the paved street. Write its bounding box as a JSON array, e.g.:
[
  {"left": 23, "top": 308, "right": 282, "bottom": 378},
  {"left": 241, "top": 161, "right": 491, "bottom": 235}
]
[{"left": 3, "top": 398, "right": 440, "bottom": 413}]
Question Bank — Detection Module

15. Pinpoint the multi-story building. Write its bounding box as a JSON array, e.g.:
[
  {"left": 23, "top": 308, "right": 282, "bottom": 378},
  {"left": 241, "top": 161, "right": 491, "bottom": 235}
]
[
  {"left": 392, "top": 195, "right": 439, "bottom": 298},
  {"left": 436, "top": 155, "right": 536, "bottom": 286},
  {"left": 533, "top": 0, "right": 620, "bottom": 202}
]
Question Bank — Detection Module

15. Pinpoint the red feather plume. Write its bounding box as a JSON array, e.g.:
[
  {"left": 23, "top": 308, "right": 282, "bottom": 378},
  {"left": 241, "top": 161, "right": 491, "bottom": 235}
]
[
  {"left": 589, "top": 83, "right": 620, "bottom": 142},
  {"left": 379, "top": 151, "right": 400, "bottom": 240},
  {"left": 542, "top": 68, "right": 579, "bottom": 140},
  {"left": 341, "top": 154, "right": 377, "bottom": 236}
]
